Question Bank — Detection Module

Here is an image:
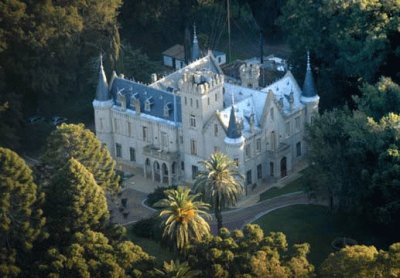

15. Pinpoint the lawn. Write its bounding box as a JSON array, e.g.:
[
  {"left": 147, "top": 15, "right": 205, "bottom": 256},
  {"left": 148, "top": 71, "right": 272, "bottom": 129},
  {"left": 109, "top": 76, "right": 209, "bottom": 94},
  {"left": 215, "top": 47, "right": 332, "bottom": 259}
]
[
  {"left": 127, "top": 229, "right": 174, "bottom": 265},
  {"left": 259, "top": 176, "right": 305, "bottom": 201},
  {"left": 252, "top": 205, "right": 388, "bottom": 267}
]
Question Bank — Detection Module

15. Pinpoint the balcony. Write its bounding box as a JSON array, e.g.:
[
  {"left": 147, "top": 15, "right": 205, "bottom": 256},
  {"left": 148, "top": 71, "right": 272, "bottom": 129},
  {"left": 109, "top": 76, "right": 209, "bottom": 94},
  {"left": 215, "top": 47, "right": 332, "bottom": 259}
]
[{"left": 143, "top": 145, "right": 179, "bottom": 161}]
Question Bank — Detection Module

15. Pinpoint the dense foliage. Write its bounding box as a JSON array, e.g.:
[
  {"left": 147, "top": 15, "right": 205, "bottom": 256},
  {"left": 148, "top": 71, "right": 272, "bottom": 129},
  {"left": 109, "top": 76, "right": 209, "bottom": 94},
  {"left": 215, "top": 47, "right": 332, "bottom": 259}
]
[
  {"left": 0, "top": 148, "right": 46, "bottom": 277},
  {"left": 188, "top": 224, "right": 314, "bottom": 277},
  {"left": 278, "top": 0, "right": 400, "bottom": 108},
  {"left": 320, "top": 243, "right": 400, "bottom": 277},
  {"left": 43, "top": 123, "right": 120, "bottom": 194}
]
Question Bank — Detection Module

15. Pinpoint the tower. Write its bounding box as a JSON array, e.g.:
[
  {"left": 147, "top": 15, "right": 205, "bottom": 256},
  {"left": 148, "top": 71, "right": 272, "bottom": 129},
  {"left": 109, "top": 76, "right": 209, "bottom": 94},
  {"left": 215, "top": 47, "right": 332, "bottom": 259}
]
[
  {"left": 92, "top": 54, "right": 114, "bottom": 154},
  {"left": 239, "top": 63, "right": 260, "bottom": 89},
  {"left": 300, "top": 51, "right": 320, "bottom": 123},
  {"left": 224, "top": 104, "right": 245, "bottom": 172},
  {"left": 191, "top": 24, "right": 201, "bottom": 61},
  {"left": 178, "top": 55, "right": 224, "bottom": 180}
]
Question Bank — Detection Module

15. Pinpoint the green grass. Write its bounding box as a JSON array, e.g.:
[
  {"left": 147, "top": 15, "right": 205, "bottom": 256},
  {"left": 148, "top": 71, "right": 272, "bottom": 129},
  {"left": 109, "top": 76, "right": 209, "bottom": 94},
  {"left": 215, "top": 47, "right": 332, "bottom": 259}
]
[
  {"left": 259, "top": 176, "right": 305, "bottom": 201},
  {"left": 127, "top": 230, "right": 174, "bottom": 265},
  {"left": 253, "top": 205, "right": 387, "bottom": 267}
]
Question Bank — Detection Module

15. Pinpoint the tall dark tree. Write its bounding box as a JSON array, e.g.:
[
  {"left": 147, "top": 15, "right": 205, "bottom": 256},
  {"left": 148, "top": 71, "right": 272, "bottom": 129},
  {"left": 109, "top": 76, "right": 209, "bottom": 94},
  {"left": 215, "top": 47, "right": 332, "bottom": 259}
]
[
  {"left": 44, "top": 158, "right": 109, "bottom": 240},
  {"left": 0, "top": 148, "right": 46, "bottom": 277},
  {"left": 43, "top": 123, "right": 120, "bottom": 194}
]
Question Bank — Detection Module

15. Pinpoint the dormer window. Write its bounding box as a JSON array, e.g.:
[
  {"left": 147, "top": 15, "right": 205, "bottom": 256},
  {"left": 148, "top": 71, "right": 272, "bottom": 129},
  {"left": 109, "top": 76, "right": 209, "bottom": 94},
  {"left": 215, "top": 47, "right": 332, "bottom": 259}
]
[
  {"left": 164, "top": 102, "right": 173, "bottom": 117},
  {"left": 145, "top": 96, "right": 154, "bottom": 111}
]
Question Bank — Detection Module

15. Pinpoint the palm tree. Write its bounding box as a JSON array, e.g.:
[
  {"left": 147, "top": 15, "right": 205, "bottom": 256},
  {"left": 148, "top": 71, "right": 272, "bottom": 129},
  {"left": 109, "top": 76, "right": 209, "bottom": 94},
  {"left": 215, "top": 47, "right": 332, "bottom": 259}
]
[
  {"left": 155, "top": 186, "right": 211, "bottom": 253},
  {"left": 194, "top": 152, "right": 244, "bottom": 232},
  {"left": 154, "top": 260, "right": 201, "bottom": 278}
]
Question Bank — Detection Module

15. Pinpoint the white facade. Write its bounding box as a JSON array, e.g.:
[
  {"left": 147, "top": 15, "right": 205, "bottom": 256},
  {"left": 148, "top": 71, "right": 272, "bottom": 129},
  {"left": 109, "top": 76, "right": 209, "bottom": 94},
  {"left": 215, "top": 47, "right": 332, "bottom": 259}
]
[{"left": 93, "top": 52, "right": 319, "bottom": 188}]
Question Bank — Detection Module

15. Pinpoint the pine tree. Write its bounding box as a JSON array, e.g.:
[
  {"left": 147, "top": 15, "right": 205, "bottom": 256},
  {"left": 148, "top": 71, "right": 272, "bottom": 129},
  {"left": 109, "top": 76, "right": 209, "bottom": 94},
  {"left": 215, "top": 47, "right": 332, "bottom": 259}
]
[
  {"left": 44, "top": 157, "right": 109, "bottom": 239},
  {"left": 43, "top": 123, "right": 120, "bottom": 194},
  {"left": 0, "top": 147, "right": 46, "bottom": 277}
]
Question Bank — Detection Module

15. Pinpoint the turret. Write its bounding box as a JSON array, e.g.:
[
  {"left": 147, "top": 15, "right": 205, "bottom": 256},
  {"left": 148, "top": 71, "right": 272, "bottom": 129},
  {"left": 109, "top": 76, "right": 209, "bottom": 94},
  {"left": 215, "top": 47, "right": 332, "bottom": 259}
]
[
  {"left": 224, "top": 103, "right": 245, "bottom": 172},
  {"left": 93, "top": 54, "right": 114, "bottom": 155},
  {"left": 191, "top": 24, "right": 201, "bottom": 61},
  {"left": 95, "top": 54, "right": 110, "bottom": 101},
  {"left": 239, "top": 63, "right": 260, "bottom": 89},
  {"left": 300, "top": 51, "right": 319, "bottom": 123},
  {"left": 226, "top": 106, "right": 242, "bottom": 139}
]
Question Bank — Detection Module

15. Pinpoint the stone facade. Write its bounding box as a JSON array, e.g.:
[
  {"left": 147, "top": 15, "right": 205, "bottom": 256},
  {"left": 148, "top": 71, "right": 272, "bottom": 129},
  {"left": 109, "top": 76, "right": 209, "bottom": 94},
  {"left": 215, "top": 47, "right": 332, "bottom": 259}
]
[{"left": 93, "top": 51, "right": 319, "bottom": 189}]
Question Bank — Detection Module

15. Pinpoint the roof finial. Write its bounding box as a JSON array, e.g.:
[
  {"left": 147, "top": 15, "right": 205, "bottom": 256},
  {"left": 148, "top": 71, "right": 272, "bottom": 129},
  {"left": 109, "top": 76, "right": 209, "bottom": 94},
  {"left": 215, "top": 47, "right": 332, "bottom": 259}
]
[
  {"left": 191, "top": 23, "right": 201, "bottom": 61},
  {"left": 306, "top": 50, "right": 311, "bottom": 71},
  {"left": 96, "top": 52, "right": 109, "bottom": 101}
]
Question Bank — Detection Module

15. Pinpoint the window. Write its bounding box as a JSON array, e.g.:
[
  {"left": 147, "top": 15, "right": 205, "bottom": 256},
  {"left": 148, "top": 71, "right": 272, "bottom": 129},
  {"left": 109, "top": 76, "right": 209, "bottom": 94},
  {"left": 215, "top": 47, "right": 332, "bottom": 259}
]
[
  {"left": 270, "top": 108, "right": 274, "bottom": 120},
  {"left": 190, "top": 98, "right": 193, "bottom": 107},
  {"left": 145, "top": 97, "right": 153, "bottom": 111},
  {"left": 234, "top": 158, "right": 239, "bottom": 166},
  {"left": 190, "top": 139, "right": 197, "bottom": 155},
  {"left": 196, "top": 99, "right": 199, "bottom": 108},
  {"left": 270, "top": 131, "right": 276, "bottom": 150},
  {"left": 116, "top": 143, "right": 122, "bottom": 158},
  {"left": 181, "top": 161, "right": 185, "bottom": 171},
  {"left": 161, "top": 132, "right": 168, "bottom": 148},
  {"left": 218, "top": 57, "right": 221, "bottom": 63},
  {"left": 215, "top": 93, "right": 218, "bottom": 101},
  {"left": 257, "top": 164, "right": 262, "bottom": 179},
  {"left": 164, "top": 103, "right": 172, "bottom": 117},
  {"left": 208, "top": 97, "right": 210, "bottom": 105},
  {"left": 270, "top": 162, "right": 274, "bottom": 176},
  {"left": 114, "top": 119, "right": 118, "bottom": 132},
  {"left": 295, "top": 116, "right": 301, "bottom": 130},
  {"left": 142, "top": 126, "right": 148, "bottom": 141},
  {"left": 179, "top": 136, "right": 183, "bottom": 144},
  {"left": 285, "top": 122, "right": 290, "bottom": 137},
  {"left": 246, "top": 170, "right": 252, "bottom": 185},
  {"left": 245, "top": 144, "right": 251, "bottom": 158},
  {"left": 296, "top": 142, "right": 302, "bottom": 157},
  {"left": 256, "top": 138, "right": 261, "bottom": 152},
  {"left": 127, "top": 121, "right": 131, "bottom": 137},
  {"left": 214, "top": 124, "right": 218, "bottom": 136},
  {"left": 129, "top": 147, "right": 136, "bottom": 162},
  {"left": 190, "top": 114, "right": 196, "bottom": 127},
  {"left": 184, "top": 96, "right": 187, "bottom": 105},
  {"left": 192, "top": 165, "right": 199, "bottom": 180}
]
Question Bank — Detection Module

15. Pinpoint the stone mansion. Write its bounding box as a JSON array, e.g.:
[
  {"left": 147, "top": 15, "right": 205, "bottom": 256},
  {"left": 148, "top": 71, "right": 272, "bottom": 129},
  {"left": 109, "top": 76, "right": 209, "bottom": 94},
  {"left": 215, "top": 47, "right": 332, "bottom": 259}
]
[{"left": 93, "top": 39, "right": 319, "bottom": 188}]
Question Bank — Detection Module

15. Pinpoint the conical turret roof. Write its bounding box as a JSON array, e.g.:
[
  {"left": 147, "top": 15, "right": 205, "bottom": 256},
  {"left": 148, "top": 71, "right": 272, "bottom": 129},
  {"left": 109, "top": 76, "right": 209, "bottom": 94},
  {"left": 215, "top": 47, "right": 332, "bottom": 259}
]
[
  {"left": 227, "top": 105, "right": 242, "bottom": 139},
  {"left": 96, "top": 54, "right": 110, "bottom": 101},
  {"left": 302, "top": 51, "right": 317, "bottom": 98},
  {"left": 191, "top": 24, "right": 201, "bottom": 61}
]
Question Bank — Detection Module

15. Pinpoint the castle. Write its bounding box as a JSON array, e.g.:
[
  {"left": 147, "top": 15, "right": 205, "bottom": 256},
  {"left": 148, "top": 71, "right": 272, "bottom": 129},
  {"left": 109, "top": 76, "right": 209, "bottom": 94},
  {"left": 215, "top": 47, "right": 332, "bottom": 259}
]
[{"left": 93, "top": 33, "right": 319, "bottom": 189}]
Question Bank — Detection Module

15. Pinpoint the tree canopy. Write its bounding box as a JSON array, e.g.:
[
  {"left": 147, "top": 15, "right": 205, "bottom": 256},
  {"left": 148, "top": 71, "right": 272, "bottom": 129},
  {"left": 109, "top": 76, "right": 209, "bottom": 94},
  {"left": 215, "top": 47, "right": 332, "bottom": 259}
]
[
  {"left": 0, "top": 147, "right": 46, "bottom": 277},
  {"left": 188, "top": 224, "right": 314, "bottom": 277},
  {"left": 156, "top": 186, "right": 211, "bottom": 253},
  {"left": 43, "top": 123, "right": 120, "bottom": 194},
  {"left": 194, "top": 152, "right": 243, "bottom": 232},
  {"left": 320, "top": 243, "right": 400, "bottom": 277},
  {"left": 44, "top": 158, "right": 109, "bottom": 240}
]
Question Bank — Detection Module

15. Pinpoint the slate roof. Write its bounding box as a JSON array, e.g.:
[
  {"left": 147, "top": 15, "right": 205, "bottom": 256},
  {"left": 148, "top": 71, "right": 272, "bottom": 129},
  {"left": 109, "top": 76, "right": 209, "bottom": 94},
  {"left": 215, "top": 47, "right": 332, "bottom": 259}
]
[
  {"left": 302, "top": 52, "right": 317, "bottom": 98},
  {"left": 110, "top": 78, "right": 182, "bottom": 124},
  {"left": 226, "top": 106, "right": 242, "bottom": 139},
  {"left": 96, "top": 59, "right": 110, "bottom": 101},
  {"left": 162, "top": 44, "right": 185, "bottom": 61}
]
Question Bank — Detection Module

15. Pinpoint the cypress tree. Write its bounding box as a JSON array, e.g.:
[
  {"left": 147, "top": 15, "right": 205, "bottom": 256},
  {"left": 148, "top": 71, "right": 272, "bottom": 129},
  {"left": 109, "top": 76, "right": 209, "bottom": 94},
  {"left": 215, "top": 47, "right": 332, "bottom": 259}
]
[
  {"left": 45, "top": 158, "right": 109, "bottom": 239},
  {"left": 43, "top": 123, "right": 120, "bottom": 194},
  {"left": 0, "top": 147, "right": 45, "bottom": 276}
]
